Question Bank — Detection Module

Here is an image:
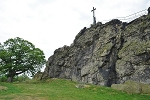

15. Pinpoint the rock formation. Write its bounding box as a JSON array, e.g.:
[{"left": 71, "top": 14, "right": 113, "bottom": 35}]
[{"left": 42, "top": 14, "right": 150, "bottom": 87}]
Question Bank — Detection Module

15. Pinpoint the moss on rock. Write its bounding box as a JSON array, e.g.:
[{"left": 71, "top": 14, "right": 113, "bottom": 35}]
[{"left": 118, "top": 39, "right": 150, "bottom": 58}]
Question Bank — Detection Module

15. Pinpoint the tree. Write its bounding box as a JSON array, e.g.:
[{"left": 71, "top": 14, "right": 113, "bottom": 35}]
[{"left": 0, "top": 37, "right": 46, "bottom": 82}]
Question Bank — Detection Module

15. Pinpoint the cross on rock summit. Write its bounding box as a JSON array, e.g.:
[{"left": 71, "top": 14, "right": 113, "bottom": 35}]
[{"left": 91, "top": 7, "right": 96, "bottom": 25}]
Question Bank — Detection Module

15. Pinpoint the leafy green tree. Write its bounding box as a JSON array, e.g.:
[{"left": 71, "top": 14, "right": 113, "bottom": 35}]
[{"left": 0, "top": 37, "right": 46, "bottom": 82}]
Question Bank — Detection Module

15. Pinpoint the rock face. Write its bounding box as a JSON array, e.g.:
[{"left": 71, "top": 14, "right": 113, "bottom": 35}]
[{"left": 42, "top": 14, "right": 150, "bottom": 87}]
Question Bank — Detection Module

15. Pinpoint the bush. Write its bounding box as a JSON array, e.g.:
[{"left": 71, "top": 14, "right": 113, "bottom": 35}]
[
  {"left": 0, "top": 74, "right": 31, "bottom": 82},
  {"left": 13, "top": 74, "right": 30, "bottom": 82},
  {"left": 0, "top": 75, "right": 7, "bottom": 82}
]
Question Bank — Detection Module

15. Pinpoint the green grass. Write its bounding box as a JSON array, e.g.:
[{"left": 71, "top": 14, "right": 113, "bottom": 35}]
[{"left": 0, "top": 79, "right": 150, "bottom": 100}]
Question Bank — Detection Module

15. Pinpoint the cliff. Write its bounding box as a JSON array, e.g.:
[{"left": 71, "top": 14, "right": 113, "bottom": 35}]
[{"left": 42, "top": 14, "right": 150, "bottom": 87}]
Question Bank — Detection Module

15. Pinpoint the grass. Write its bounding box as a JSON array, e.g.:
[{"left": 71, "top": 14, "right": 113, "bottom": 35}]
[{"left": 0, "top": 79, "right": 150, "bottom": 100}]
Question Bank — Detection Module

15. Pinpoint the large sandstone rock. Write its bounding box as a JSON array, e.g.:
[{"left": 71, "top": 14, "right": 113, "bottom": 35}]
[
  {"left": 33, "top": 72, "right": 43, "bottom": 80},
  {"left": 42, "top": 14, "right": 150, "bottom": 87},
  {"left": 111, "top": 80, "right": 150, "bottom": 94}
]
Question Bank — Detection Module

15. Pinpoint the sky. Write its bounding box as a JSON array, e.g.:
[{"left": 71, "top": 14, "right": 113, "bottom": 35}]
[{"left": 0, "top": 0, "right": 150, "bottom": 62}]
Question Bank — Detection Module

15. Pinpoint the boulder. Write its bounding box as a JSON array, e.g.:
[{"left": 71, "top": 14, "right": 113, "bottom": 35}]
[
  {"left": 33, "top": 72, "right": 43, "bottom": 80},
  {"left": 111, "top": 80, "right": 150, "bottom": 94}
]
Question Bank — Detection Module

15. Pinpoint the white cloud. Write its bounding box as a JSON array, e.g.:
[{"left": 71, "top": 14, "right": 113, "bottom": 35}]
[{"left": 0, "top": 0, "right": 149, "bottom": 61}]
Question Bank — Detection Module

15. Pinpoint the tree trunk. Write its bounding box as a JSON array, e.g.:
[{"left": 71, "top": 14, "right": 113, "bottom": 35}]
[
  {"left": 7, "top": 70, "right": 16, "bottom": 82},
  {"left": 7, "top": 76, "right": 14, "bottom": 82}
]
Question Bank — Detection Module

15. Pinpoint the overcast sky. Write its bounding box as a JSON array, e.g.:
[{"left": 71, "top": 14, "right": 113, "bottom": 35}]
[{"left": 0, "top": 0, "right": 150, "bottom": 61}]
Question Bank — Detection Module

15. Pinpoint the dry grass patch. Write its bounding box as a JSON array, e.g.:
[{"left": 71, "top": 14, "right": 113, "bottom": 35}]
[
  {"left": 14, "top": 96, "right": 48, "bottom": 100},
  {"left": 0, "top": 86, "right": 7, "bottom": 90},
  {"left": 0, "top": 94, "right": 48, "bottom": 100}
]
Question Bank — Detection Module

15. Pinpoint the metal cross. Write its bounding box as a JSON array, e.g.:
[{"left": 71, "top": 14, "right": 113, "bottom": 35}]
[{"left": 91, "top": 7, "right": 96, "bottom": 25}]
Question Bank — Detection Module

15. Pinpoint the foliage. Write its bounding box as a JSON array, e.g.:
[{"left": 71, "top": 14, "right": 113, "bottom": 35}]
[
  {"left": 0, "top": 75, "right": 7, "bottom": 82},
  {"left": 0, "top": 74, "right": 30, "bottom": 82},
  {"left": 0, "top": 79, "right": 150, "bottom": 100},
  {"left": 0, "top": 37, "right": 46, "bottom": 82},
  {"left": 13, "top": 74, "right": 31, "bottom": 82}
]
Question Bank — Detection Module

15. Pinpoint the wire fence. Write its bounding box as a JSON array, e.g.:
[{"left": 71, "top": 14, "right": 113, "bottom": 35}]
[{"left": 101, "top": 9, "right": 148, "bottom": 24}]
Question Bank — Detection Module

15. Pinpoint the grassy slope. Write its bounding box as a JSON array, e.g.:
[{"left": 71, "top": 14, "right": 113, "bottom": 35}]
[{"left": 0, "top": 79, "right": 150, "bottom": 100}]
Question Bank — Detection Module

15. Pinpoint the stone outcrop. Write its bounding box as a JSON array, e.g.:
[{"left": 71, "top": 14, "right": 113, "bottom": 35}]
[{"left": 42, "top": 14, "right": 150, "bottom": 87}]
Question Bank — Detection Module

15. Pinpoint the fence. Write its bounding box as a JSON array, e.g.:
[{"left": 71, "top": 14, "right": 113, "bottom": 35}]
[{"left": 101, "top": 9, "right": 147, "bottom": 24}]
